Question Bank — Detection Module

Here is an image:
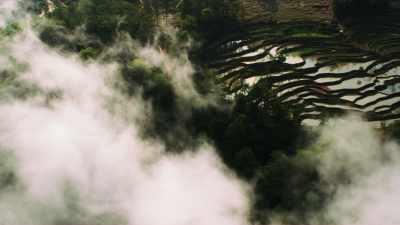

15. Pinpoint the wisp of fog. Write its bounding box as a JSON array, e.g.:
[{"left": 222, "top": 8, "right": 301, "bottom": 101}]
[
  {"left": 0, "top": 3, "right": 251, "bottom": 225},
  {"left": 3, "top": 2, "right": 400, "bottom": 225}
]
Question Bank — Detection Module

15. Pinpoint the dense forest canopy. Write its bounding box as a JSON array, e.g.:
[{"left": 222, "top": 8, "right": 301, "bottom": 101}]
[{"left": 1, "top": 0, "right": 400, "bottom": 224}]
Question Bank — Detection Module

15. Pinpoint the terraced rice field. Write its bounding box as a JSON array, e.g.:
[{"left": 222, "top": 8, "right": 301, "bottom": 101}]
[{"left": 208, "top": 2, "right": 400, "bottom": 121}]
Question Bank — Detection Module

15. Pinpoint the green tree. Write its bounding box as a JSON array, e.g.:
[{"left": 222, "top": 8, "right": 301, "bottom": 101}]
[
  {"left": 332, "top": 0, "right": 390, "bottom": 22},
  {"left": 177, "top": 0, "right": 241, "bottom": 41},
  {"left": 196, "top": 79, "right": 304, "bottom": 179},
  {"left": 77, "top": 0, "right": 155, "bottom": 43},
  {"left": 45, "top": 0, "right": 156, "bottom": 43},
  {"left": 254, "top": 149, "right": 326, "bottom": 224}
]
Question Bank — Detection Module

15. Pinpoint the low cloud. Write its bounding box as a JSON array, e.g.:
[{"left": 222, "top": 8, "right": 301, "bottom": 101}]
[
  {"left": 0, "top": 0, "right": 17, "bottom": 28},
  {"left": 0, "top": 5, "right": 251, "bottom": 225},
  {"left": 315, "top": 115, "right": 400, "bottom": 225}
]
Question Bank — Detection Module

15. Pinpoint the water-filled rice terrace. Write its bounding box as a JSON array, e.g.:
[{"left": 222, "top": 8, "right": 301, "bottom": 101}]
[{"left": 207, "top": 5, "right": 400, "bottom": 122}]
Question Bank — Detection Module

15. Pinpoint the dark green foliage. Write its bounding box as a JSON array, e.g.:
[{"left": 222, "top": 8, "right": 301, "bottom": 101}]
[
  {"left": 46, "top": 1, "right": 82, "bottom": 29},
  {"left": 43, "top": 0, "right": 156, "bottom": 44},
  {"left": 0, "top": 23, "right": 22, "bottom": 37},
  {"left": 79, "top": 47, "right": 100, "bottom": 60},
  {"left": 30, "top": 0, "right": 48, "bottom": 13},
  {"left": 37, "top": 20, "right": 102, "bottom": 54},
  {"left": 385, "top": 120, "right": 400, "bottom": 142},
  {"left": 0, "top": 67, "right": 41, "bottom": 102},
  {"left": 28, "top": 1, "right": 337, "bottom": 223},
  {"left": 254, "top": 151, "right": 325, "bottom": 223},
  {"left": 120, "top": 60, "right": 186, "bottom": 149},
  {"left": 79, "top": 0, "right": 142, "bottom": 42},
  {"left": 0, "top": 150, "right": 18, "bottom": 191},
  {"left": 38, "top": 22, "right": 71, "bottom": 47},
  {"left": 148, "top": 0, "right": 179, "bottom": 15},
  {"left": 189, "top": 79, "right": 304, "bottom": 179},
  {"left": 177, "top": 0, "right": 241, "bottom": 41},
  {"left": 333, "top": 0, "right": 390, "bottom": 22}
]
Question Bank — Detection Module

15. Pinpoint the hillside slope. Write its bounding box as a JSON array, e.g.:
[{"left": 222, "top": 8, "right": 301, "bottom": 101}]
[{"left": 240, "top": 0, "right": 332, "bottom": 23}]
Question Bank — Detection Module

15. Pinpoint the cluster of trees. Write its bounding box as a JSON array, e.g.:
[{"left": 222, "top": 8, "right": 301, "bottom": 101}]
[
  {"left": 35, "top": 0, "right": 156, "bottom": 43},
  {"left": 118, "top": 58, "right": 323, "bottom": 222},
  {"left": 332, "top": 0, "right": 390, "bottom": 21},
  {"left": 32, "top": 0, "right": 241, "bottom": 44},
  {"left": 177, "top": 0, "right": 241, "bottom": 41},
  {"left": 23, "top": 0, "right": 398, "bottom": 223}
]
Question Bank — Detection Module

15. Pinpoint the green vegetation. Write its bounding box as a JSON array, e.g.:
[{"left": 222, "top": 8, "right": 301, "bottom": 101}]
[
  {"left": 1, "top": 0, "right": 400, "bottom": 224},
  {"left": 27, "top": 1, "right": 317, "bottom": 221},
  {"left": 0, "top": 150, "right": 18, "bottom": 191},
  {"left": 332, "top": 0, "right": 390, "bottom": 21},
  {"left": 177, "top": 0, "right": 241, "bottom": 41}
]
